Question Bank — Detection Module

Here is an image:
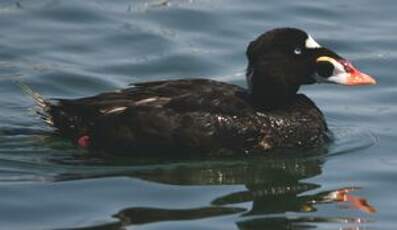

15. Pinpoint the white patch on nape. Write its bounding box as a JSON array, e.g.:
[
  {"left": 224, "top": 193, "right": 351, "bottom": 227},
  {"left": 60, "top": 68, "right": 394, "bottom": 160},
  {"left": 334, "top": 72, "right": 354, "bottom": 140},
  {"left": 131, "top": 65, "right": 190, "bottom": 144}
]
[{"left": 305, "top": 35, "right": 321, "bottom": 49}]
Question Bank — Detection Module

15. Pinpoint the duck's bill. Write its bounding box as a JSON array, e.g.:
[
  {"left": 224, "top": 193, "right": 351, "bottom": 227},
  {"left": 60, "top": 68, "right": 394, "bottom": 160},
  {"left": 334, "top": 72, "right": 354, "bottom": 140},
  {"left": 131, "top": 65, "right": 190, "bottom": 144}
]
[{"left": 316, "top": 56, "right": 376, "bottom": 86}]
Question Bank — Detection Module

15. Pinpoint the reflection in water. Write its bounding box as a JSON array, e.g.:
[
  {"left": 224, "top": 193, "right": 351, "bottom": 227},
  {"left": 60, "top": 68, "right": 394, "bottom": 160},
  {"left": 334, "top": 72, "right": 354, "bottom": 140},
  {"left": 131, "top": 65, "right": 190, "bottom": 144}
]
[
  {"left": 237, "top": 216, "right": 373, "bottom": 230},
  {"left": 0, "top": 129, "right": 376, "bottom": 229},
  {"left": 321, "top": 188, "right": 376, "bottom": 214},
  {"left": 235, "top": 187, "right": 376, "bottom": 230},
  {"left": 115, "top": 206, "right": 245, "bottom": 225},
  {"left": 0, "top": 129, "right": 375, "bottom": 229},
  {"left": 92, "top": 155, "right": 374, "bottom": 229}
]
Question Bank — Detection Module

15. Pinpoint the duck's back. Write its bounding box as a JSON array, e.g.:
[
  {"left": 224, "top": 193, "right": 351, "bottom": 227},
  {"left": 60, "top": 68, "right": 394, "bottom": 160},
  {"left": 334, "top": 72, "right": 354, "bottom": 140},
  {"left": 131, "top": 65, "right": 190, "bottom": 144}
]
[{"left": 40, "top": 79, "right": 328, "bottom": 155}]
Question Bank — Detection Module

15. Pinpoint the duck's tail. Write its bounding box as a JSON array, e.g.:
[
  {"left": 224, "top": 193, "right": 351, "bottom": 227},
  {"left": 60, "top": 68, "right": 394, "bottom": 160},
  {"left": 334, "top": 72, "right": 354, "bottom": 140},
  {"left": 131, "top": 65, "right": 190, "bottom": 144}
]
[{"left": 17, "top": 81, "right": 55, "bottom": 127}]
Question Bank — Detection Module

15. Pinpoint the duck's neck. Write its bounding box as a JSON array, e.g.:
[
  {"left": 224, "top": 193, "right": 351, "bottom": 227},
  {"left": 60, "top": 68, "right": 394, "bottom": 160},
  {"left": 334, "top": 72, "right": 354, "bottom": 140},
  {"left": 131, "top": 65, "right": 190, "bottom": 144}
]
[{"left": 246, "top": 66, "right": 300, "bottom": 110}]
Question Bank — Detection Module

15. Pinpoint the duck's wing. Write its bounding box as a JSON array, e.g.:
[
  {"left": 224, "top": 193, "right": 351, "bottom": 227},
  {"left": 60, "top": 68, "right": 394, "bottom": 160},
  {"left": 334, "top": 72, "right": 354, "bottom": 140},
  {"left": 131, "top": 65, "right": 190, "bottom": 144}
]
[
  {"left": 87, "top": 80, "right": 259, "bottom": 153},
  {"left": 37, "top": 79, "right": 251, "bottom": 144}
]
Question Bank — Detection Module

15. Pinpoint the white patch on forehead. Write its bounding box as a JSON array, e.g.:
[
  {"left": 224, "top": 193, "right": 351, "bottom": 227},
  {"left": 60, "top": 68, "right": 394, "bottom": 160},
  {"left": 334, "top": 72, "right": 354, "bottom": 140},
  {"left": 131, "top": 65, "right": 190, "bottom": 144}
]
[{"left": 305, "top": 34, "right": 321, "bottom": 49}]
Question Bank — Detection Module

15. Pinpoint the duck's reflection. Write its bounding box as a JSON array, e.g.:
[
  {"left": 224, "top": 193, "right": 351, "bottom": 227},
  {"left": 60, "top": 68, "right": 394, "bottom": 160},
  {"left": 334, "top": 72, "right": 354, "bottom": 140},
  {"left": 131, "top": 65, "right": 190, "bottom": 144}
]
[
  {"left": 115, "top": 206, "right": 245, "bottom": 225},
  {"left": 106, "top": 155, "right": 375, "bottom": 229},
  {"left": 236, "top": 215, "right": 373, "bottom": 230}
]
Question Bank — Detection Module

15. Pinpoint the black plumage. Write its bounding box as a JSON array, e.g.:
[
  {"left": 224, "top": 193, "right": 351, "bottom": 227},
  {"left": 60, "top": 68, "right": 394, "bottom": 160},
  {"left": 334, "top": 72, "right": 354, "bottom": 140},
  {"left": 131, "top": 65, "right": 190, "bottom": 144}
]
[{"left": 27, "top": 28, "right": 375, "bottom": 155}]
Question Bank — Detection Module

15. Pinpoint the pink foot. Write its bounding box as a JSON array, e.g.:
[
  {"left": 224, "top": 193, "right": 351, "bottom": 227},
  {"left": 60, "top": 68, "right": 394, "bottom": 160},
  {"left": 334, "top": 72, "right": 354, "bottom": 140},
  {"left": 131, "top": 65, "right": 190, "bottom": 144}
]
[{"left": 78, "top": 135, "right": 90, "bottom": 148}]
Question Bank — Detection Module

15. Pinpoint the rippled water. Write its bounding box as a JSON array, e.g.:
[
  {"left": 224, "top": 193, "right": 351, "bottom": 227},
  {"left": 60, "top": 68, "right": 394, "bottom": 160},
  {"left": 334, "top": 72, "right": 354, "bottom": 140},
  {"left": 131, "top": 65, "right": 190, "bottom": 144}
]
[{"left": 0, "top": 0, "right": 396, "bottom": 229}]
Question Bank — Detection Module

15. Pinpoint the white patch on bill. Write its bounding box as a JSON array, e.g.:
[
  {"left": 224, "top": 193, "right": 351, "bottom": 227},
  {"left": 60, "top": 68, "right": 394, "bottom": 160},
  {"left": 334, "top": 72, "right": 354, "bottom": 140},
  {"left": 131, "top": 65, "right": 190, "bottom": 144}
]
[
  {"left": 327, "top": 59, "right": 349, "bottom": 84},
  {"left": 315, "top": 56, "right": 348, "bottom": 84},
  {"left": 305, "top": 35, "right": 321, "bottom": 49}
]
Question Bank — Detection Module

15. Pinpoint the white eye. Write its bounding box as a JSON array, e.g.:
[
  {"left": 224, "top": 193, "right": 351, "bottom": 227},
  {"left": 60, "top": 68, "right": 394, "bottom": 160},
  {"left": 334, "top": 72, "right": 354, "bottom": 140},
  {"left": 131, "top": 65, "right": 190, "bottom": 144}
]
[{"left": 294, "top": 48, "right": 302, "bottom": 55}]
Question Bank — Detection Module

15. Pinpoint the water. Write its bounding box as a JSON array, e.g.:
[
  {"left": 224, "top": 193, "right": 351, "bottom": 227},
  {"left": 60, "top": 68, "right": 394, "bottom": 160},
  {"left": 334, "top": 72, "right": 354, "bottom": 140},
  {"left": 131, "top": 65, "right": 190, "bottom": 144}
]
[{"left": 0, "top": 0, "right": 395, "bottom": 229}]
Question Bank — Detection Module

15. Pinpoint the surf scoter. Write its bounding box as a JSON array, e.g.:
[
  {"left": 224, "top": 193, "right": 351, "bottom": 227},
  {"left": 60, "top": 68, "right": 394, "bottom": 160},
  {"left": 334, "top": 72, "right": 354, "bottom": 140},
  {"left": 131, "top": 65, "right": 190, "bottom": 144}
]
[{"left": 27, "top": 28, "right": 376, "bottom": 155}]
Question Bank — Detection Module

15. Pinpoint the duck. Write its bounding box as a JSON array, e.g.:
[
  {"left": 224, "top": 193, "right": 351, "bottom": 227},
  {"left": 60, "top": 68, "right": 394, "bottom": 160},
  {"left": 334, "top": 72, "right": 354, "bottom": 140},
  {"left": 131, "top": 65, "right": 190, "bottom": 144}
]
[{"left": 26, "top": 28, "right": 376, "bottom": 155}]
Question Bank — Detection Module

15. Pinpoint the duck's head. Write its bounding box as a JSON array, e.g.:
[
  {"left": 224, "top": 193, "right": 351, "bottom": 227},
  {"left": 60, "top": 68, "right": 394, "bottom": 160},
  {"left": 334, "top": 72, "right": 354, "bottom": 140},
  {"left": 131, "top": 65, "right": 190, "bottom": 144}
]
[{"left": 246, "top": 28, "right": 376, "bottom": 108}]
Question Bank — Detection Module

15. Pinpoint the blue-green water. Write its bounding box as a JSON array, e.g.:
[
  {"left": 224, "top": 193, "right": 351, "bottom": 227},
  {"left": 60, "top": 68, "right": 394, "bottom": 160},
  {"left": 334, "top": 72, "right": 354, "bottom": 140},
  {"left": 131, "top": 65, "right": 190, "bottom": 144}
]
[{"left": 0, "top": 0, "right": 395, "bottom": 229}]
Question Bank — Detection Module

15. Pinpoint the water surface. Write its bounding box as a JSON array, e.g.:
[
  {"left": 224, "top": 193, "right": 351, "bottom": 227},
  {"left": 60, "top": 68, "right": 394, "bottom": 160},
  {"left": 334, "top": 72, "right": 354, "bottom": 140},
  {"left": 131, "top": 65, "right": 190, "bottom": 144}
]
[{"left": 0, "top": 0, "right": 396, "bottom": 229}]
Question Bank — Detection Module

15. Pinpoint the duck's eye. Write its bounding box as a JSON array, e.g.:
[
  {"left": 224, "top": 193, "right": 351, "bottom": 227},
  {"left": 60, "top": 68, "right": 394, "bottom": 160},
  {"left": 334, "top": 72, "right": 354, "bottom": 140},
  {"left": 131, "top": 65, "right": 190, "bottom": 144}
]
[
  {"left": 316, "top": 61, "right": 334, "bottom": 78},
  {"left": 294, "top": 48, "right": 302, "bottom": 55}
]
